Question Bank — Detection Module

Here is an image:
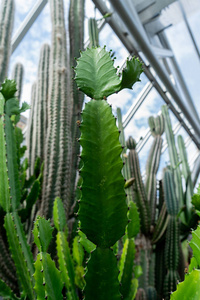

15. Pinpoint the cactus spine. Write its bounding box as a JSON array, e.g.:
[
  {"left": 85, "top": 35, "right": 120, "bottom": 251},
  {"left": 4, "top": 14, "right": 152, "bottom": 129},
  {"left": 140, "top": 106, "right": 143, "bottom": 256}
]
[
  {"left": 11, "top": 63, "right": 24, "bottom": 101},
  {"left": 0, "top": 0, "right": 14, "bottom": 85}
]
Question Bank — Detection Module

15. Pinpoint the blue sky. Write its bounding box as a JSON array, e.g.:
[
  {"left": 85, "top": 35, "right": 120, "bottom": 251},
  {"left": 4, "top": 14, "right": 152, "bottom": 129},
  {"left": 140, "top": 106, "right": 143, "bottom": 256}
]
[{"left": 3, "top": 0, "right": 200, "bottom": 181}]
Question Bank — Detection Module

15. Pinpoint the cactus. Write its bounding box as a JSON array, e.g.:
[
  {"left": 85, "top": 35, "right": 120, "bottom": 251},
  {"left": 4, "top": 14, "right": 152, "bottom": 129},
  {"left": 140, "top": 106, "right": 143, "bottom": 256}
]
[
  {"left": 26, "top": 82, "right": 37, "bottom": 177},
  {"left": 145, "top": 115, "right": 164, "bottom": 224},
  {"left": 75, "top": 46, "right": 143, "bottom": 299},
  {"left": 11, "top": 63, "right": 24, "bottom": 101},
  {"left": 69, "top": 0, "right": 85, "bottom": 208},
  {"left": 161, "top": 105, "right": 185, "bottom": 223},
  {"left": 177, "top": 135, "right": 194, "bottom": 220},
  {"left": 163, "top": 168, "right": 180, "bottom": 299},
  {"left": 170, "top": 183, "right": 200, "bottom": 300},
  {"left": 88, "top": 18, "right": 99, "bottom": 48},
  {"left": 41, "top": 0, "right": 72, "bottom": 219},
  {"left": 127, "top": 136, "right": 150, "bottom": 235},
  {"left": 0, "top": 0, "right": 15, "bottom": 85}
]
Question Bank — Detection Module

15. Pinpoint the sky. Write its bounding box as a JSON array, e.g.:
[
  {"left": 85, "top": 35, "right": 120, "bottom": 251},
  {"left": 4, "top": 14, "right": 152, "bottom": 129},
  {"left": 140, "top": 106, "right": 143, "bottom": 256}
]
[{"left": 1, "top": 0, "right": 199, "bottom": 183}]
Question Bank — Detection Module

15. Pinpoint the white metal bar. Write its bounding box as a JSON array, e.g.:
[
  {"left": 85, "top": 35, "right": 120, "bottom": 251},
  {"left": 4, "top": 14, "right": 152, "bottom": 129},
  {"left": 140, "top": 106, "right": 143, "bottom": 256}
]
[{"left": 11, "top": 0, "right": 48, "bottom": 53}]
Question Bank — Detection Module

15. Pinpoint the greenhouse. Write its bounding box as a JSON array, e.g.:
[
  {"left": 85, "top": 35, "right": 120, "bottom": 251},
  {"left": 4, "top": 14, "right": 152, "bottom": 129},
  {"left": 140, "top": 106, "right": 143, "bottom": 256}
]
[{"left": 0, "top": 0, "right": 200, "bottom": 299}]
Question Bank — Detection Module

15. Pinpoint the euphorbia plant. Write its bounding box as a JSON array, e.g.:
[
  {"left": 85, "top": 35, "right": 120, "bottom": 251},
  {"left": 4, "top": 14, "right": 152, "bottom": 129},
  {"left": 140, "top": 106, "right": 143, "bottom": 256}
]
[{"left": 74, "top": 46, "right": 143, "bottom": 299}]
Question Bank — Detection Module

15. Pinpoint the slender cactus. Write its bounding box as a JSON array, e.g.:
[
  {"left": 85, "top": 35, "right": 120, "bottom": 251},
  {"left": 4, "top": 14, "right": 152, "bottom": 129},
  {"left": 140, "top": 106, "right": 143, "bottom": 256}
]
[
  {"left": 36, "top": 44, "right": 50, "bottom": 163},
  {"left": 162, "top": 105, "right": 185, "bottom": 223},
  {"left": 163, "top": 168, "right": 180, "bottom": 300},
  {"left": 26, "top": 82, "right": 37, "bottom": 177},
  {"left": 145, "top": 114, "right": 164, "bottom": 224},
  {"left": 177, "top": 135, "right": 193, "bottom": 220},
  {"left": 69, "top": 0, "right": 85, "bottom": 207},
  {"left": 0, "top": 0, "right": 15, "bottom": 85},
  {"left": 11, "top": 63, "right": 24, "bottom": 102},
  {"left": 88, "top": 18, "right": 99, "bottom": 48},
  {"left": 41, "top": 0, "right": 72, "bottom": 218},
  {"left": 127, "top": 136, "right": 150, "bottom": 235}
]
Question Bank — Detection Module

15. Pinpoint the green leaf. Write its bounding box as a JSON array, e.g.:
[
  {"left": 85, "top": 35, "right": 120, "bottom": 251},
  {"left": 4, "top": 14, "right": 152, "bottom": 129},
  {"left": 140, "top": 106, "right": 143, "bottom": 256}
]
[
  {"left": 188, "top": 257, "right": 199, "bottom": 273},
  {"left": 84, "top": 247, "right": 121, "bottom": 300},
  {"left": 53, "top": 197, "right": 67, "bottom": 232},
  {"left": 79, "top": 100, "right": 128, "bottom": 247},
  {"left": 78, "top": 231, "right": 96, "bottom": 253},
  {"left": 33, "top": 216, "right": 53, "bottom": 252},
  {"left": 1, "top": 79, "right": 17, "bottom": 100},
  {"left": 192, "top": 190, "right": 200, "bottom": 211},
  {"left": 120, "top": 57, "right": 143, "bottom": 90},
  {"left": 34, "top": 255, "right": 45, "bottom": 300},
  {"left": 127, "top": 201, "right": 140, "bottom": 239},
  {"left": 0, "top": 279, "right": 19, "bottom": 300},
  {"left": 170, "top": 270, "right": 200, "bottom": 300}
]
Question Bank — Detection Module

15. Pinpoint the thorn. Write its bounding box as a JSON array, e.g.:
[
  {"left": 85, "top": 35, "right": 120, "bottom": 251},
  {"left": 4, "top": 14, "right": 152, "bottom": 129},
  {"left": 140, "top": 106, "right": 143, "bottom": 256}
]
[{"left": 77, "top": 200, "right": 80, "bottom": 203}]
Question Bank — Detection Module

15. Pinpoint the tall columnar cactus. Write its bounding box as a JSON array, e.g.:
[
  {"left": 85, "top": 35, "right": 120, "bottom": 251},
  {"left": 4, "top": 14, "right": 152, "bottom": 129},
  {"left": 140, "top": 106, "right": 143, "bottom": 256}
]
[
  {"left": 41, "top": 0, "right": 72, "bottom": 219},
  {"left": 11, "top": 63, "right": 24, "bottom": 101},
  {"left": 88, "top": 18, "right": 99, "bottom": 48},
  {"left": 75, "top": 46, "right": 143, "bottom": 299},
  {"left": 35, "top": 44, "right": 50, "bottom": 165},
  {"left": 161, "top": 105, "right": 185, "bottom": 223},
  {"left": 145, "top": 114, "right": 164, "bottom": 224},
  {"left": 163, "top": 168, "right": 180, "bottom": 299},
  {"left": 177, "top": 135, "right": 194, "bottom": 219},
  {"left": 26, "top": 82, "right": 37, "bottom": 177},
  {"left": 69, "top": 0, "right": 85, "bottom": 207},
  {"left": 0, "top": 0, "right": 14, "bottom": 85},
  {"left": 127, "top": 136, "right": 150, "bottom": 235}
]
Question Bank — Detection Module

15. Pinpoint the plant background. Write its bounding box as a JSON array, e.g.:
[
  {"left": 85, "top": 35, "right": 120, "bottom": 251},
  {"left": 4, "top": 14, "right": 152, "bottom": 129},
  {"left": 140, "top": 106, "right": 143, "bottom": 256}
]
[{"left": 3, "top": 0, "right": 200, "bottom": 183}]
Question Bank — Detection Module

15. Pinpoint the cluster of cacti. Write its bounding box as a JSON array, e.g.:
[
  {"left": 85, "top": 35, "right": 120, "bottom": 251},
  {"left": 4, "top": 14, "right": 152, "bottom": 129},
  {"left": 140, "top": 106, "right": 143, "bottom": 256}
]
[{"left": 170, "top": 183, "right": 200, "bottom": 300}]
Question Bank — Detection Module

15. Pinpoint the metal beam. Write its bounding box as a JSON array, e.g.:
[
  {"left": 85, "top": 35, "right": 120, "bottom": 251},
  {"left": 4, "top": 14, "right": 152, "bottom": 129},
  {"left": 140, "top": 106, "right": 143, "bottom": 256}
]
[
  {"left": 178, "top": 0, "right": 200, "bottom": 60},
  {"left": 92, "top": 0, "right": 200, "bottom": 149},
  {"left": 158, "top": 31, "right": 200, "bottom": 123},
  {"left": 11, "top": 0, "right": 48, "bottom": 53},
  {"left": 123, "top": 81, "right": 153, "bottom": 128},
  {"left": 108, "top": 0, "right": 200, "bottom": 141}
]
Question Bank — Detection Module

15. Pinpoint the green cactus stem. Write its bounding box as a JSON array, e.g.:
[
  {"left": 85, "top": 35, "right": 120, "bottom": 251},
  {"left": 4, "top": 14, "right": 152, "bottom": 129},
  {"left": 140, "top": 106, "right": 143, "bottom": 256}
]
[
  {"left": 177, "top": 134, "right": 194, "bottom": 220},
  {"left": 162, "top": 105, "right": 184, "bottom": 223},
  {"left": 0, "top": 0, "right": 15, "bottom": 85},
  {"left": 69, "top": 0, "right": 85, "bottom": 208},
  {"left": 75, "top": 46, "right": 143, "bottom": 299},
  {"left": 127, "top": 136, "right": 150, "bottom": 234},
  {"left": 11, "top": 63, "right": 24, "bottom": 101},
  {"left": 41, "top": 0, "right": 72, "bottom": 218},
  {"left": 26, "top": 82, "right": 37, "bottom": 177},
  {"left": 88, "top": 18, "right": 99, "bottom": 48},
  {"left": 36, "top": 43, "right": 50, "bottom": 164},
  {"left": 145, "top": 114, "right": 164, "bottom": 224}
]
